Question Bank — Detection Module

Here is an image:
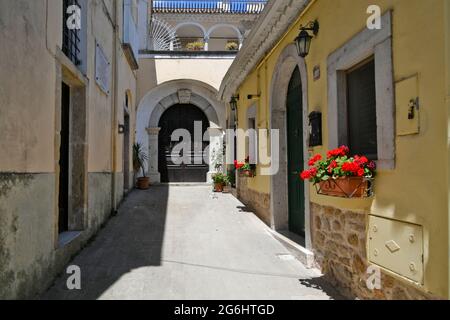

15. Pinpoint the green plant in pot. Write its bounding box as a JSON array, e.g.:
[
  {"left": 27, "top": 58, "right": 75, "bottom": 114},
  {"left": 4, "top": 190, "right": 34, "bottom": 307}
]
[
  {"left": 186, "top": 41, "right": 205, "bottom": 51},
  {"left": 212, "top": 173, "right": 229, "bottom": 193},
  {"left": 225, "top": 41, "right": 239, "bottom": 51},
  {"left": 133, "top": 142, "right": 150, "bottom": 190}
]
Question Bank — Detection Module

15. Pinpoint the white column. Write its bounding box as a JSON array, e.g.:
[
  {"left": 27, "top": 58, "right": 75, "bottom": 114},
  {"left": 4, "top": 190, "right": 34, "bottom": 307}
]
[
  {"left": 204, "top": 36, "right": 209, "bottom": 51},
  {"left": 238, "top": 38, "right": 243, "bottom": 50},
  {"left": 146, "top": 127, "right": 161, "bottom": 183},
  {"left": 207, "top": 127, "right": 224, "bottom": 182}
]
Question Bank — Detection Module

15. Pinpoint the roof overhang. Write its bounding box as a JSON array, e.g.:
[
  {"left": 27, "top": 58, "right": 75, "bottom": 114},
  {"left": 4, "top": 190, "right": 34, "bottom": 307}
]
[{"left": 218, "top": 0, "right": 311, "bottom": 101}]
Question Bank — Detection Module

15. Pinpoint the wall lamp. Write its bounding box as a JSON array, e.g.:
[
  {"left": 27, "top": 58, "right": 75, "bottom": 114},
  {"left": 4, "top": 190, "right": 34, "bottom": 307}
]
[
  {"left": 295, "top": 20, "right": 319, "bottom": 58},
  {"left": 229, "top": 95, "right": 239, "bottom": 111}
]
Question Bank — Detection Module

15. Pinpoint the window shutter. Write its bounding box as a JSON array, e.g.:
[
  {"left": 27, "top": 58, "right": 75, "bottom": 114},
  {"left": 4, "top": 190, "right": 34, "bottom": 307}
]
[{"left": 346, "top": 59, "right": 378, "bottom": 159}]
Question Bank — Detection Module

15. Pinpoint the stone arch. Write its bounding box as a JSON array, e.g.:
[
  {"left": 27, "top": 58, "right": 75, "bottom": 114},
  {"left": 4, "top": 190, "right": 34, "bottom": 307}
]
[
  {"left": 269, "top": 44, "right": 313, "bottom": 252},
  {"left": 206, "top": 24, "right": 243, "bottom": 40},
  {"left": 174, "top": 22, "right": 207, "bottom": 37},
  {"left": 136, "top": 79, "right": 225, "bottom": 183}
]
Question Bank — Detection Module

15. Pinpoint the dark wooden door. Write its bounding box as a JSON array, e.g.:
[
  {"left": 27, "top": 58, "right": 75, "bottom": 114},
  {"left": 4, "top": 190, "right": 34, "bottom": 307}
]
[
  {"left": 59, "top": 82, "right": 70, "bottom": 233},
  {"left": 158, "top": 104, "right": 209, "bottom": 182},
  {"left": 286, "top": 67, "right": 305, "bottom": 237}
]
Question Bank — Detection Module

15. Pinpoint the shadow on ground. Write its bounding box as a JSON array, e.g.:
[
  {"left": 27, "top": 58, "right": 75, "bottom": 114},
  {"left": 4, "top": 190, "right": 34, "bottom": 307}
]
[{"left": 42, "top": 185, "right": 169, "bottom": 300}]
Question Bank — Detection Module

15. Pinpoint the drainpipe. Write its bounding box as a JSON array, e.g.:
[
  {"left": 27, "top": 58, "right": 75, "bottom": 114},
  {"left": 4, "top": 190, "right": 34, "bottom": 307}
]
[{"left": 110, "top": 0, "right": 119, "bottom": 215}]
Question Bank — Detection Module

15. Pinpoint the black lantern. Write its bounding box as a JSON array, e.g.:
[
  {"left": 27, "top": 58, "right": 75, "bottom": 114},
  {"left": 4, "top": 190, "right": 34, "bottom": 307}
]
[
  {"left": 229, "top": 95, "right": 239, "bottom": 111},
  {"left": 295, "top": 20, "right": 319, "bottom": 58}
]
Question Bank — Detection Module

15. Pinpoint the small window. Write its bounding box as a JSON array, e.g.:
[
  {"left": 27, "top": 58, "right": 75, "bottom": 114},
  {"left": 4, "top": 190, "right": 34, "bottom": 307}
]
[
  {"left": 63, "top": 0, "right": 81, "bottom": 66},
  {"left": 346, "top": 58, "right": 378, "bottom": 159}
]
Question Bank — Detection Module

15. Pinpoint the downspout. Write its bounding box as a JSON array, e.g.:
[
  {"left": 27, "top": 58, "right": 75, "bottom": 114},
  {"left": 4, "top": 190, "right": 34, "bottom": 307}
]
[{"left": 110, "top": 0, "right": 119, "bottom": 215}]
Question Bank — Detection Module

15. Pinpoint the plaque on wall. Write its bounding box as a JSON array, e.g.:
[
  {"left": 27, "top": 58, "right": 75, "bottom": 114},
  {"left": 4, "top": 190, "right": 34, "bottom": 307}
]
[
  {"left": 95, "top": 42, "right": 111, "bottom": 95},
  {"left": 313, "top": 65, "right": 321, "bottom": 81}
]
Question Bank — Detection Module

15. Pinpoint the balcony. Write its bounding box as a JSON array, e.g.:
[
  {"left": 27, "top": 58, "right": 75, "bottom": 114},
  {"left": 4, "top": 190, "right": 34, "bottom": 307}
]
[{"left": 152, "top": 0, "right": 267, "bottom": 14}]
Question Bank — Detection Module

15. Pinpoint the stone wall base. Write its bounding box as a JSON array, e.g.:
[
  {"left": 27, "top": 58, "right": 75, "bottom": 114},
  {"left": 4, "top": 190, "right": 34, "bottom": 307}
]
[
  {"left": 237, "top": 177, "right": 271, "bottom": 226},
  {"left": 311, "top": 203, "right": 439, "bottom": 300}
]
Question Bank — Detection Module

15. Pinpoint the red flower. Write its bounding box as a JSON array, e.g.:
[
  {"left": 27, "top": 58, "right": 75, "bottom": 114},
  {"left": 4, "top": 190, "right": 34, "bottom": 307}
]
[
  {"left": 357, "top": 169, "right": 365, "bottom": 177},
  {"left": 342, "top": 161, "right": 360, "bottom": 174},
  {"left": 354, "top": 155, "right": 369, "bottom": 165},
  {"left": 327, "top": 145, "right": 350, "bottom": 159},
  {"left": 300, "top": 168, "right": 318, "bottom": 180},
  {"left": 234, "top": 160, "right": 244, "bottom": 170},
  {"left": 308, "top": 154, "right": 322, "bottom": 166},
  {"left": 327, "top": 160, "right": 338, "bottom": 173}
]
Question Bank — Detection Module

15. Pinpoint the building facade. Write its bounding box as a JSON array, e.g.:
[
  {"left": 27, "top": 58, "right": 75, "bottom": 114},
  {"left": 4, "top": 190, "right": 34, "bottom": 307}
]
[
  {"left": 0, "top": 0, "right": 149, "bottom": 299},
  {"left": 136, "top": 0, "right": 264, "bottom": 183},
  {"left": 220, "top": 0, "right": 450, "bottom": 299}
]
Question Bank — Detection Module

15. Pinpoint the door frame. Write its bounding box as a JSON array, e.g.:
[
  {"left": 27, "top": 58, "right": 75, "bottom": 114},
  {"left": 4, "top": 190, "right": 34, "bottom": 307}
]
[
  {"left": 54, "top": 51, "right": 89, "bottom": 246},
  {"left": 123, "top": 95, "right": 131, "bottom": 193},
  {"left": 269, "top": 44, "right": 312, "bottom": 251}
]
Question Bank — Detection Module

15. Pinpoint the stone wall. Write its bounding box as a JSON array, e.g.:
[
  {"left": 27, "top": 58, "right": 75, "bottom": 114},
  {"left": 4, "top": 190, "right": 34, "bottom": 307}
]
[
  {"left": 310, "top": 203, "right": 439, "bottom": 300},
  {"left": 237, "top": 177, "right": 271, "bottom": 226}
]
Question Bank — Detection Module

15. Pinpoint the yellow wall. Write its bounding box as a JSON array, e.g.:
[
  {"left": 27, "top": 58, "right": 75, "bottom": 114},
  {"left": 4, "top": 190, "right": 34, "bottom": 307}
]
[
  {"left": 235, "top": 0, "right": 448, "bottom": 297},
  {"left": 445, "top": 0, "right": 450, "bottom": 298}
]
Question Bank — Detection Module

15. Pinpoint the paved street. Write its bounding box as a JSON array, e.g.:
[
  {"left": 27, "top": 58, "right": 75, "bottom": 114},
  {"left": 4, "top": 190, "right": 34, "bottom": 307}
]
[{"left": 42, "top": 185, "right": 343, "bottom": 300}]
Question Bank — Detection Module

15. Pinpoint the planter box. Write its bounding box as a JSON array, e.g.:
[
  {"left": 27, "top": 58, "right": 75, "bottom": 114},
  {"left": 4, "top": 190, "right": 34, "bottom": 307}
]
[
  {"left": 315, "top": 177, "right": 373, "bottom": 198},
  {"left": 240, "top": 170, "right": 255, "bottom": 178}
]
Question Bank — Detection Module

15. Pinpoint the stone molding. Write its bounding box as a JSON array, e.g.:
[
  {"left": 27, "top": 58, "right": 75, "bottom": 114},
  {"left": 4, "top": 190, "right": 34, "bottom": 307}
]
[
  {"left": 269, "top": 43, "right": 312, "bottom": 250},
  {"left": 146, "top": 127, "right": 161, "bottom": 135},
  {"left": 219, "top": 0, "right": 311, "bottom": 101},
  {"left": 327, "top": 11, "right": 395, "bottom": 170}
]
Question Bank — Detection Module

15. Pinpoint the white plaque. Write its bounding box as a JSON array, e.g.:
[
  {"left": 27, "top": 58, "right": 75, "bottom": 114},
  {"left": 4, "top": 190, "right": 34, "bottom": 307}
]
[{"left": 95, "top": 42, "right": 110, "bottom": 94}]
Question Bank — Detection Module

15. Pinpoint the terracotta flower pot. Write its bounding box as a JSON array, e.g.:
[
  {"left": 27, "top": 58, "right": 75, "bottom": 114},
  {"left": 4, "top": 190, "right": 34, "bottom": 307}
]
[
  {"left": 214, "top": 183, "right": 224, "bottom": 193},
  {"left": 318, "top": 177, "right": 370, "bottom": 198},
  {"left": 241, "top": 170, "right": 254, "bottom": 178},
  {"left": 136, "top": 177, "right": 150, "bottom": 190}
]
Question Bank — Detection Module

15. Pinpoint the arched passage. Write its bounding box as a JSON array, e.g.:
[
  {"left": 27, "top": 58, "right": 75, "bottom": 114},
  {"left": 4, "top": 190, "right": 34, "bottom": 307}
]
[
  {"left": 174, "top": 22, "right": 207, "bottom": 50},
  {"left": 137, "top": 80, "right": 225, "bottom": 183},
  {"left": 269, "top": 44, "right": 312, "bottom": 250},
  {"left": 206, "top": 24, "right": 243, "bottom": 51},
  {"left": 158, "top": 104, "right": 210, "bottom": 182}
]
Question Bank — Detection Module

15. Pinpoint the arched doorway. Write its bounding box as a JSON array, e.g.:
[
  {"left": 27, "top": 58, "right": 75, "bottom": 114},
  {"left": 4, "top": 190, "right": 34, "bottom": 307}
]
[
  {"left": 136, "top": 80, "right": 225, "bottom": 184},
  {"left": 269, "top": 44, "right": 311, "bottom": 252},
  {"left": 286, "top": 67, "right": 305, "bottom": 237},
  {"left": 158, "top": 104, "right": 210, "bottom": 182}
]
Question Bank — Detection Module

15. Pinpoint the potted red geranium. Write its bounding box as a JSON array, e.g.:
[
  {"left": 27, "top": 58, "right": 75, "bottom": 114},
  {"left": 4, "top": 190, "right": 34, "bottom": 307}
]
[
  {"left": 234, "top": 157, "right": 255, "bottom": 178},
  {"left": 300, "top": 146, "right": 376, "bottom": 198}
]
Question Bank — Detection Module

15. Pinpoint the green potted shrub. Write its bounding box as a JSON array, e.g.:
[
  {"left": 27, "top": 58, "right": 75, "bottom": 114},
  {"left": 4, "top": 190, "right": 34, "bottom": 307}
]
[
  {"left": 133, "top": 142, "right": 150, "bottom": 190},
  {"left": 225, "top": 41, "right": 239, "bottom": 51},
  {"left": 186, "top": 41, "right": 205, "bottom": 51},
  {"left": 212, "top": 173, "right": 229, "bottom": 193}
]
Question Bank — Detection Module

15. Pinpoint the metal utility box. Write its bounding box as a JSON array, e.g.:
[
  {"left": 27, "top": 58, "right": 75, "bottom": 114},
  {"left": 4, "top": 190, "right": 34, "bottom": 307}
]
[{"left": 368, "top": 215, "right": 424, "bottom": 284}]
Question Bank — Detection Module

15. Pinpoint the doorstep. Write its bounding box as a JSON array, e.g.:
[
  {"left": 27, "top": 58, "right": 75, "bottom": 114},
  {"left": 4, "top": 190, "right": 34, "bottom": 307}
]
[
  {"left": 58, "top": 231, "right": 82, "bottom": 248},
  {"left": 266, "top": 229, "right": 315, "bottom": 269}
]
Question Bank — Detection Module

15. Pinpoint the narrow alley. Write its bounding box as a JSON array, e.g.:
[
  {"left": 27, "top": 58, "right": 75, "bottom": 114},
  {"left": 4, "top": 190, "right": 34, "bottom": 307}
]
[{"left": 42, "top": 185, "right": 342, "bottom": 300}]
